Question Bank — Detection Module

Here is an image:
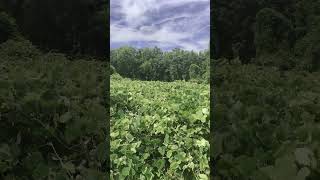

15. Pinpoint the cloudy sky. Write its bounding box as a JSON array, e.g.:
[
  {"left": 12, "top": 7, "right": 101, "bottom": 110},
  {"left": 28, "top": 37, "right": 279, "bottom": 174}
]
[{"left": 110, "top": 0, "right": 210, "bottom": 52}]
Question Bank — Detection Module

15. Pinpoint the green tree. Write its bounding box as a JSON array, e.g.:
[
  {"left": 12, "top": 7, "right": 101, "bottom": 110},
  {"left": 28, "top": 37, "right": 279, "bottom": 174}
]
[
  {"left": 139, "top": 61, "right": 153, "bottom": 80},
  {"left": 1, "top": 0, "right": 108, "bottom": 59},
  {"left": 254, "top": 8, "right": 294, "bottom": 67},
  {"left": 110, "top": 46, "right": 209, "bottom": 82},
  {"left": 189, "top": 64, "right": 201, "bottom": 80},
  {"left": 0, "top": 12, "right": 18, "bottom": 43}
]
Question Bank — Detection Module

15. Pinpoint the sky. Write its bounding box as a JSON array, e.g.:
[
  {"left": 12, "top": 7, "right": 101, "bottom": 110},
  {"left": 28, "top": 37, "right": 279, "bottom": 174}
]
[{"left": 110, "top": 0, "right": 210, "bottom": 52}]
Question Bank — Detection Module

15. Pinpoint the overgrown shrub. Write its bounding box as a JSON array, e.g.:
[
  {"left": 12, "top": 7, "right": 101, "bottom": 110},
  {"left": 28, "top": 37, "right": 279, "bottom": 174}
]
[
  {"left": 0, "top": 39, "right": 41, "bottom": 60},
  {"left": 294, "top": 16, "right": 320, "bottom": 72},
  {"left": 40, "top": 52, "right": 69, "bottom": 62},
  {"left": 211, "top": 63, "right": 320, "bottom": 180},
  {"left": 0, "top": 42, "right": 108, "bottom": 179},
  {"left": 110, "top": 65, "right": 116, "bottom": 75},
  {"left": 255, "top": 8, "right": 294, "bottom": 68},
  {"left": 0, "top": 12, "right": 18, "bottom": 43}
]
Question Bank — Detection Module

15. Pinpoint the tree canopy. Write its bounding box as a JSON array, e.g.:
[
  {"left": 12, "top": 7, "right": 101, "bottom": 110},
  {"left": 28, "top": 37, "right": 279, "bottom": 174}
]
[
  {"left": 212, "top": 0, "right": 320, "bottom": 72},
  {"left": 111, "top": 47, "right": 210, "bottom": 82},
  {"left": 0, "top": 0, "right": 108, "bottom": 59}
]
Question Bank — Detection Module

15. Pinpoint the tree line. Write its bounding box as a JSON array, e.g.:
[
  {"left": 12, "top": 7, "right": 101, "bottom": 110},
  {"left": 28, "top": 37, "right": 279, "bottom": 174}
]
[
  {"left": 212, "top": 0, "right": 320, "bottom": 72},
  {"left": 0, "top": 0, "right": 108, "bottom": 59},
  {"left": 111, "top": 46, "right": 210, "bottom": 82}
]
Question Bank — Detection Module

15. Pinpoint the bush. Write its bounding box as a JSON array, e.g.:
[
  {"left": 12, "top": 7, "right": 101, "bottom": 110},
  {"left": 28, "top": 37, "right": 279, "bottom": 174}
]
[
  {"left": 189, "top": 64, "right": 201, "bottom": 80},
  {"left": 211, "top": 63, "right": 320, "bottom": 180},
  {"left": 0, "top": 52, "right": 108, "bottom": 179},
  {"left": 294, "top": 16, "right": 320, "bottom": 72},
  {"left": 0, "top": 11, "right": 18, "bottom": 43},
  {"left": 255, "top": 8, "right": 294, "bottom": 67},
  {"left": 111, "top": 73, "right": 122, "bottom": 80},
  {"left": 40, "top": 52, "right": 69, "bottom": 62},
  {"left": 0, "top": 39, "right": 41, "bottom": 60},
  {"left": 110, "top": 65, "right": 116, "bottom": 75}
]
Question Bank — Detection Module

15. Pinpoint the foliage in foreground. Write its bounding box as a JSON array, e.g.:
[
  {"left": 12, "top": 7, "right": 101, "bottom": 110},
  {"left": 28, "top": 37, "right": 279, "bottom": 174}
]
[
  {"left": 0, "top": 40, "right": 108, "bottom": 179},
  {"left": 111, "top": 76, "right": 209, "bottom": 179},
  {"left": 211, "top": 62, "right": 320, "bottom": 180}
]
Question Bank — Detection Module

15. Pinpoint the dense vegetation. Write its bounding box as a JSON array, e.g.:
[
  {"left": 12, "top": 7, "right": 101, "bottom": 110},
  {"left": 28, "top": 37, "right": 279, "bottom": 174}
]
[
  {"left": 0, "top": 4, "right": 109, "bottom": 179},
  {"left": 3, "top": 0, "right": 320, "bottom": 179},
  {"left": 111, "top": 47, "right": 209, "bottom": 82},
  {"left": 211, "top": 62, "right": 320, "bottom": 180},
  {"left": 111, "top": 75, "right": 209, "bottom": 179},
  {"left": 211, "top": 0, "right": 320, "bottom": 179},
  {"left": 0, "top": 40, "right": 108, "bottom": 179},
  {"left": 213, "top": 0, "right": 320, "bottom": 71},
  {"left": 0, "top": 0, "right": 108, "bottom": 58},
  {"left": 110, "top": 46, "right": 210, "bottom": 178}
]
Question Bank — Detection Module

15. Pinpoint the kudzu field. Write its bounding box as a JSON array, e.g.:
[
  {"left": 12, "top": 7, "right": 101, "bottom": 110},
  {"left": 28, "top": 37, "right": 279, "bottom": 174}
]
[
  {"left": 0, "top": 40, "right": 108, "bottom": 179},
  {"left": 110, "top": 74, "right": 210, "bottom": 179},
  {"left": 211, "top": 63, "right": 320, "bottom": 180}
]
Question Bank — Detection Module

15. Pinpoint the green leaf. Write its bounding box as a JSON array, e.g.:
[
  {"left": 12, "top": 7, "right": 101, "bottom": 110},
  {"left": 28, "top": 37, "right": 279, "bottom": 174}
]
[
  {"left": 274, "top": 155, "right": 297, "bottom": 179},
  {"left": 295, "top": 167, "right": 310, "bottom": 180},
  {"left": 158, "top": 147, "right": 165, "bottom": 156},
  {"left": 65, "top": 122, "right": 82, "bottom": 143},
  {"left": 261, "top": 154, "right": 297, "bottom": 180},
  {"left": 155, "top": 159, "right": 165, "bottom": 170},
  {"left": 96, "top": 142, "right": 107, "bottom": 162},
  {"left": 235, "top": 156, "right": 256, "bottom": 176},
  {"left": 196, "top": 138, "right": 208, "bottom": 147},
  {"left": 121, "top": 167, "right": 130, "bottom": 177},
  {"left": 166, "top": 150, "right": 173, "bottom": 158},
  {"left": 199, "top": 174, "right": 208, "bottom": 180},
  {"left": 294, "top": 148, "right": 314, "bottom": 167},
  {"left": 175, "top": 152, "right": 186, "bottom": 162},
  {"left": 32, "top": 163, "right": 49, "bottom": 179},
  {"left": 110, "top": 131, "right": 119, "bottom": 138},
  {"left": 63, "top": 162, "right": 75, "bottom": 174},
  {"left": 143, "top": 153, "right": 150, "bottom": 160},
  {"left": 59, "top": 112, "right": 72, "bottom": 123},
  {"left": 202, "top": 108, "right": 209, "bottom": 115},
  {"left": 85, "top": 169, "right": 107, "bottom": 180},
  {"left": 170, "top": 161, "right": 180, "bottom": 170}
]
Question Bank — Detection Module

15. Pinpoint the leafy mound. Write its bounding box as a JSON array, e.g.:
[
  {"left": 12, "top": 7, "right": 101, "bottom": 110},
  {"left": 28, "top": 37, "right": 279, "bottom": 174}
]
[
  {"left": 211, "top": 63, "right": 320, "bottom": 180},
  {"left": 111, "top": 76, "right": 209, "bottom": 179},
  {"left": 0, "top": 41, "right": 108, "bottom": 179}
]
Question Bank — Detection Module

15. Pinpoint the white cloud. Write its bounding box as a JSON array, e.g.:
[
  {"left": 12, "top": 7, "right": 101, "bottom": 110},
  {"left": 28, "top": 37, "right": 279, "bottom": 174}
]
[
  {"left": 111, "top": 24, "right": 188, "bottom": 43},
  {"left": 111, "top": 0, "right": 210, "bottom": 51},
  {"left": 157, "top": 0, "right": 209, "bottom": 7}
]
